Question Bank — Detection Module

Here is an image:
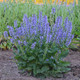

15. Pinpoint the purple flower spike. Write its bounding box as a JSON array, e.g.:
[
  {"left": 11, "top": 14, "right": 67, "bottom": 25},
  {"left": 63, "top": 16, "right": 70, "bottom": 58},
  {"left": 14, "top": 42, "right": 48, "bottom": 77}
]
[
  {"left": 46, "top": 59, "right": 49, "bottom": 61},
  {"left": 4, "top": 31, "right": 8, "bottom": 38},
  {"left": 18, "top": 40, "right": 22, "bottom": 45},
  {"left": 31, "top": 42, "right": 36, "bottom": 49},
  {"left": 24, "top": 41, "right": 27, "bottom": 45},
  {"left": 51, "top": 56, "right": 54, "bottom": 59},
  {"left": 14, "top": 20, "right": 17, "bottom": 28},
  {"left": 51, "top": 8, "right": 56, "bottom": 14}
]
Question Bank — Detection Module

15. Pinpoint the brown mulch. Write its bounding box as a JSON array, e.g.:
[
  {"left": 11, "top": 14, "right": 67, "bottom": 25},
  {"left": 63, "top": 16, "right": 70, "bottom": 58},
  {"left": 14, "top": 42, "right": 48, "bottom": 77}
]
[{"left": 0, "top": 50, "right": 80, "bottom": 80}]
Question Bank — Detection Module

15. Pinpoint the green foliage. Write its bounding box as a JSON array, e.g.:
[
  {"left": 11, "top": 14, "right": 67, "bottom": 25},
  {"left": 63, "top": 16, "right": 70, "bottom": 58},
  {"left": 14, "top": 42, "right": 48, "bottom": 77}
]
[
  {"left": 13, "top": 43, "right": 70, "bottom": 78},
  {"left": 0, "top": 36, "right": 12, "bottom": 50}
]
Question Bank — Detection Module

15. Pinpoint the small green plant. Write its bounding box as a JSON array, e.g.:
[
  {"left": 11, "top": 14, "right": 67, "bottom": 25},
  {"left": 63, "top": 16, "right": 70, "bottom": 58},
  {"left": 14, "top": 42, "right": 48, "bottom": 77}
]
[{"left": 0, "top": 35, "right": 12, "bottom": 50}]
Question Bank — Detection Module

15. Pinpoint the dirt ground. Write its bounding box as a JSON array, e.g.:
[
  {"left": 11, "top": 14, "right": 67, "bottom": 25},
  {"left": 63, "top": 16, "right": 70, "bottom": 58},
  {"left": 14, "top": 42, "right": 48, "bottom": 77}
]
[{"left": 0, "top": 50, "right": 80, "bottom": 80}]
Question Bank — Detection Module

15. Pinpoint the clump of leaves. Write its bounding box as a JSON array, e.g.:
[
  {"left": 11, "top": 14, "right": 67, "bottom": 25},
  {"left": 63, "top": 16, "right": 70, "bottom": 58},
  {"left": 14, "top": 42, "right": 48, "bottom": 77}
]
[{"left": 0, "top": 35, "right": 12, "bottom": 50}]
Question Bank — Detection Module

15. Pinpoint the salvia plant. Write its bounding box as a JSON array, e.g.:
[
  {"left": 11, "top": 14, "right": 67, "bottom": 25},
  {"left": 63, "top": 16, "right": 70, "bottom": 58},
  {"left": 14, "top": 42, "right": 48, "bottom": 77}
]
[{"left": 4, "top": 11, "right": 74, "bottom": 78}]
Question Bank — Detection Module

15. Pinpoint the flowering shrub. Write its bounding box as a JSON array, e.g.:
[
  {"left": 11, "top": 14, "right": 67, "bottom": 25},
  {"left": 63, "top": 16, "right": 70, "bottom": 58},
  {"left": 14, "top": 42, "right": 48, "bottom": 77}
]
[{"left": 4, "top": 11, "right": 74, "bottom": 78}]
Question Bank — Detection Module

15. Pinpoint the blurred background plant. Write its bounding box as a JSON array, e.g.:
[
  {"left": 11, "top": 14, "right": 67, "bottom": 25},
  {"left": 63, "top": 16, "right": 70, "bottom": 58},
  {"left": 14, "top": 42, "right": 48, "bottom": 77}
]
[
  {"left": 0, "top": 0, "right": 78, "bottom": 5},
  {"left": 0, "top": 0, "right": 80, "bottom": 50}
]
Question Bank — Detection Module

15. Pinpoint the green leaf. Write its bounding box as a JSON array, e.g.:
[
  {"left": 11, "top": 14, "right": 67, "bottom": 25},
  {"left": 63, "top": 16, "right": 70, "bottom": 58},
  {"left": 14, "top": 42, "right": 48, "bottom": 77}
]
[
  {"left": 58, "top": 50, "right": 69, "bottom": 59},
  {"left": 3, "top": 42, "right": 7, "bottom": 46},
  {"left": 59, "top": 61, "right": 70, "bottom": 67},
  {"left": 41, "top": 66, "right": 49, "bottom": 73},
  {"left": 28, "top": 56, "right": 35, "bottom": 61},
  {"left": 36, "top": 69, "right": 41, "bottom": 74},
  {"left": 26, "top": 67, "right": 32, "bottom": 71}
]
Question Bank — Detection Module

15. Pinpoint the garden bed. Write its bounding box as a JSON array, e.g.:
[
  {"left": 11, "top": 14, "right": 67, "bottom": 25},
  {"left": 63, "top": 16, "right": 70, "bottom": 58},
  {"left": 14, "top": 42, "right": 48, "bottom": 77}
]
[{"left": 0, "top": 50, "right": 80, "bottom": 80}]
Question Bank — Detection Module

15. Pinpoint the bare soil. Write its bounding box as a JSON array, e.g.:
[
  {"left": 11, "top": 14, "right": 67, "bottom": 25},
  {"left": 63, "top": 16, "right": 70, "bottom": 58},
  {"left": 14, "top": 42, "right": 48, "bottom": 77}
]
[{"left": 0, "top": 50, "right": 80, "bottom": 80}]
